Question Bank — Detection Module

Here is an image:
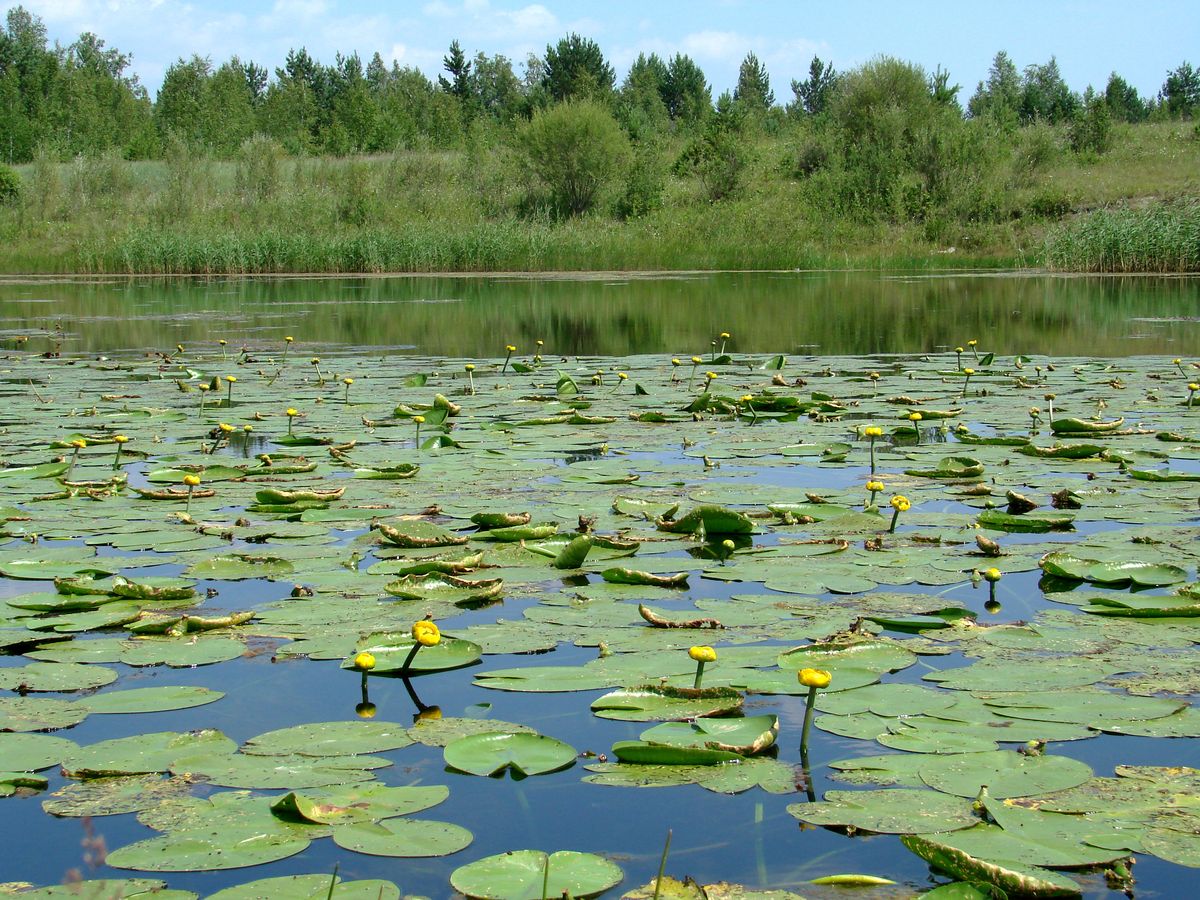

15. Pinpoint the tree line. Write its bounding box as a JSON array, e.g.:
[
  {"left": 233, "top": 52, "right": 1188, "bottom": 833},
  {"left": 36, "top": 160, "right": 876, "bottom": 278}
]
[{"left": 1, "top": 3, "right": 1198, "bottom": 166}]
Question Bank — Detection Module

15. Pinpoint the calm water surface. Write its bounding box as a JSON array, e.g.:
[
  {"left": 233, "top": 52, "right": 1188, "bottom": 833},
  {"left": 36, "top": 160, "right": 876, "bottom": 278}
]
[
  {"left": 0, "top": 270, "right": 1197, "bottom": 357},
  {"left": 0, "top": 271, "right": 1197, "bottom": 898}
]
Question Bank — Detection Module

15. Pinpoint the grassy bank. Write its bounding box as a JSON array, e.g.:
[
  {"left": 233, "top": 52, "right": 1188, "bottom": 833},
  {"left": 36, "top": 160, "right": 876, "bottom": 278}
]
[{"left": 1, "top": 122, "right": 1197, "bottom": 274}]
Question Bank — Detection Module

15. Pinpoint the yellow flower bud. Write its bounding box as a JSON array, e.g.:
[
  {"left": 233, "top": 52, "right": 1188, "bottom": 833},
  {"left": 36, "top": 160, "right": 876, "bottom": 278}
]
[
  {"left": 618, "top": 372, "right": 628, "bottom": 380},
  {"left": 721, "top": 539, "right": 735, "bottom": 551},
  {"left": 218, "top": 423, "right": 234, "bottom": 433},
  {"left": 412, "top": 620, "right": 441, "bottom": 647},
  {"left": 354, "top": 651, "right": 376, "bottom": 670},
  {"left": 968, "top": 339, "right": 978, "bottom": 347},
  {"left": 183, "top": 474, "right": 201, "bottom": 487},
  {"left": 285, "top": 336, "right": 294, "bottom": 343},
  {"left": 413, "top": 415, "right": 426, "bottom": 424},
  {"left": 963, "top": 368, "right": 975, "bottom": 376},
  {"left": 688, "top": 645, "right": 717, "bottom": 663},
  {"left": 691, "top": 356, "right": 702, "bottom": 364},
  {"left": 866, "top": 480, "right": 884, "bottom": 492},
  {"left": 908, "top": 412, "right": 923, "bottom": 422},
  {"left": 864, "top": 425, "right": 883, "bottom": 438},
  {"left": 983, "top": 567, "right": 1002, "bottom": 583},
  {"left": 1189, "top": 383, "right": 1199, "bottom": 392},
  {"left": 286, "top": 408, "right": 298, "bottom": 417},
  {"left": 719, "top": 332, "right": 730, "bottom": 339},
  {"left": 505, "top": 344, "right": 517, "bottom": 352},
  {"left": 671, "top": 358, "right": 681, "bottom": 366},
  {"left": 890, "top": 495, "right": 911, "bottom": 512},
  {"left": 70, "top": 439, "right": 86, "bottom": 449},
  {"left": 798, "top": 668, "right": 832, "bottom": 689},
  {"left": 465, "top": 363, "right": 475, "bottom": 371},
  {"left": 343, "top": 377, "right": 354, "bottom": 385},
  {"left": 225, "top": 375, "right": 237, "bottom": 383}
]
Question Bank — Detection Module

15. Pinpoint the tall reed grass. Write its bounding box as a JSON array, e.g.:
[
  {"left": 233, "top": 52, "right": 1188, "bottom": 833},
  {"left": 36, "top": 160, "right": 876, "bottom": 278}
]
[{"left": 1045, "top": 201, "right": 1200, "bottom": 273}]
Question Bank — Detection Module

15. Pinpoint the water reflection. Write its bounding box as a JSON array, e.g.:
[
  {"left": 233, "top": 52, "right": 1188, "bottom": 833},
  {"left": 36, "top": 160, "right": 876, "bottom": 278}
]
[{"left": 0, "top": 271, "right": 1197, "bottom": 357}]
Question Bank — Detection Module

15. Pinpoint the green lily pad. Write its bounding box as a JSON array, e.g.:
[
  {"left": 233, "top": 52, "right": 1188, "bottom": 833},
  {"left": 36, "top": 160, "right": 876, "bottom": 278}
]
[
  {"left": 0, "top": 732, "right": 79, "bottom": 771},
  {"left": 331, "top": 817, "right": 474, "bottom": 857},
  {"left": 591, "top": 685, "right": 744, "bottom": 721},
  {"left": 919, "top": 751, "right": 1093, "bottom": 799},
  {"left": 63, "top": 729, "right": 236, "bottom": 778},
  {"left": 450, "top": 850, "right": 623, "bottom": 900},
  {"left": 42, "top": 774, "right": 191, "bottom": 817},
  {"left": 901, "top": 833, "right": 1083, "bottom": 897},
  {"left": 443, "top": 731, "right": 576, "bottom": 777},
  {"left": 76, "top": 686, "right": 225, "bottom": 715},
  {"left": 0, "top": 696, "right": 89, "bottom": 732},
  {"left": 634, "top": 715, "right": 779, "bottom": 756},
  {"left": 0, "top": 662, "right": 118, "bottom": 692},
  {"left": 205, "top": 874, "right": 401, "bottom": 900},
  {"left": 106, "top": 830, "right": 310, "bottom": 872},
  {"left": 242, "top": 720, "right": 414, "bottom": 757},
  {"left": 343, "top": 634, "right": 482, "bottom": 675},
  {"left": 788, "top": 788, "right": 979, "bottom": 834}
]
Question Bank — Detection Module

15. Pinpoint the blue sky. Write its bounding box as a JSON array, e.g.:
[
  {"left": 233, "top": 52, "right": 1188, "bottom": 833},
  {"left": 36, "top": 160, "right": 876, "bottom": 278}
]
[{"left": 16, "top": 0, "right": 1198, "bottom": 102}]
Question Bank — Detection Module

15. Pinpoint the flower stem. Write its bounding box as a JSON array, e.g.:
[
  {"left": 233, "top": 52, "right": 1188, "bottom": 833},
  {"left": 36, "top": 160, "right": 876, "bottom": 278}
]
[
  {"left": 889, "top": 508, "right": 901, "bottom": 533},
  {"left": 693, "top": 660, "right": 706, "bottom": 690},
  {"left": 653, "top": 829, "right": 673, "bottom": 900},
  {"left": 800, "top": 685, "right": 819, "bottom": 753},
  {"left": 868, "top": 437, "right": 876, "bottom": 474},
  {"left": 400, "top": 642, "right": 423, "bottom": 672}
]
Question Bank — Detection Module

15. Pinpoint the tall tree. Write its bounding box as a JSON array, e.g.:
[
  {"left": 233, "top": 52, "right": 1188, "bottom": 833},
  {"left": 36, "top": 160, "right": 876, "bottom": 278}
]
[
  {"left": 1160, "top": 62, "right": 1199, "bottom": 118},
  {"left": 617, "top": 52, "right": 669, "bottom": 137},
  {"left": 1103, "top": 72, "right": 1145, "bottom": 122},
  {"left": 734, "top": 52, "right": 773, "bottom": 111},
  {"left": 542, "top": 33, "right": 614, "bottom": 102},
  {"left": 967, "top": 50, "right": 1020, "bottom": 121},
  {"left": 1019, "top": 57, "right": 1078, "bottom": 123},
  {"left": 789, "top": 55, "right": 837, "bottom": 116},
  {"left": 439, "top": 40, "right": 471, "bottom": 98},
  {"left": 662, "top": 53, "right": 710, "bottom": 124}
]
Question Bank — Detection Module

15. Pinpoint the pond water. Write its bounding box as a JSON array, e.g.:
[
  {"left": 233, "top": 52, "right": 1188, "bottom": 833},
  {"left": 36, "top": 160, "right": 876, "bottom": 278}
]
[
  {"left": 0, "top": 270, "right": 1198, "bottom": 357},
  {"left": 0, "top": 272, "right": 1198, "bottom": 900}
]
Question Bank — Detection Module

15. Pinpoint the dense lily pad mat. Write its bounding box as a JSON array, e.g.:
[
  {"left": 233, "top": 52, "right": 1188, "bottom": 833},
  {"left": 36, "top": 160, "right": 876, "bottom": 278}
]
[{"left": 1, "top": 340, "right": 1200, "bottom": 897}]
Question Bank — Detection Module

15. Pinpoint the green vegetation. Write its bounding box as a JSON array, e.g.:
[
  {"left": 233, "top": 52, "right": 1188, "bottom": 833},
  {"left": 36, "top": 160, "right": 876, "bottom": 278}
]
[
  {"left": 0, "top": 5, "right": 1198, "bottom": 273},
  {"left": 1047, "top": 200, "right": 1200, "bottom": 273}
]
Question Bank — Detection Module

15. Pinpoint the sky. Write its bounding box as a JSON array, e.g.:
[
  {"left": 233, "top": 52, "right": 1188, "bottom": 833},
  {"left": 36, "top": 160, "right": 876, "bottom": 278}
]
[{"left": 12, "top": 0, "right": 1199, "bottom": 102}]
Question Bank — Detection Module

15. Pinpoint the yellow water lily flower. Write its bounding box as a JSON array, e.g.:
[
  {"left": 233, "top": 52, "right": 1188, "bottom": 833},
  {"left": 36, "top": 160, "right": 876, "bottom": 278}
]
[
  {"left": 797, "top": 668, "right": 832, "bottom": 689},
  {"left": 890, "top": 495, "right": 911, "bottom": 512},
  {"left": 183, "top": 474, "right": 201, "bottom": 487},
  {"left": 412, "top": 620, "right": 441, "bottom": 647},
  {"left": 688, "top": 646, "right": 717, "bottom": 663},
  {"left": 354, "top": 651, "right": 376, "bottom": 670}
]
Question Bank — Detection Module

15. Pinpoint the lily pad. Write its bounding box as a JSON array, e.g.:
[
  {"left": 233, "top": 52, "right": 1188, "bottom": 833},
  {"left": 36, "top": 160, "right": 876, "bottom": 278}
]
[
  {"left": 443, "top": 731, "right": 576, "bottom": 777},
  {"left": 450, "top": 850, "right": 623, "bottom": 900},
  {"left": 331, "top": 817, "right": 474, "bottom": 857},
  {"left": 788, "top": 788, "right": 979, "bottom": 834}
]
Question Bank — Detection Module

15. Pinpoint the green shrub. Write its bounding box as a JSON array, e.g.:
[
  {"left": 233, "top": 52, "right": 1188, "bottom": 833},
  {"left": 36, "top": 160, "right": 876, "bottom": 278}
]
[
  {"left": 1011, "top": 122, "right": 1061, "bottom": 179},
  {"left": 1027, "top": 187, "right": 1074, "bottom": 220},
  {"left": 1069, "top": 98, "right": 1113, "bottom": 156},
  {"left": 616, "top": 141, "right": 666, "bottom": 219},
  {"left": 235, "top": 134, "right": 285, "bottom": 204},
  {"left": 0, "top": 165, "right": 19, "bottom": 204},
  {"left": 518, "top": 100, "right": 631, "bottom": 216}
]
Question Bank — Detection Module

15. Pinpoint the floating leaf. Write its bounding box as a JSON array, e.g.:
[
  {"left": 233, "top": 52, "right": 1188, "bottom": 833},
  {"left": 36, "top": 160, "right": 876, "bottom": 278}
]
[
  {"left": 443, "top": 731, "right": 576, "bottom": 777},
  {"left": 449, "top": 850, "right": 623, "bottom": 900},
  {"left": 788, "top": 789, "right": 978, "bottom": 834},
  {"left": 331, "top": 817, "right": 473, "bottom": 857}
]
